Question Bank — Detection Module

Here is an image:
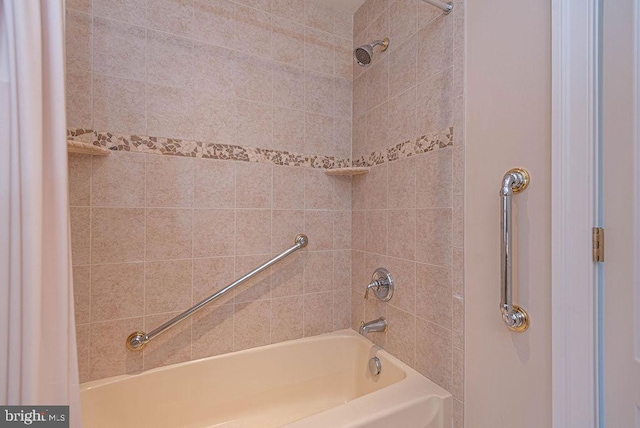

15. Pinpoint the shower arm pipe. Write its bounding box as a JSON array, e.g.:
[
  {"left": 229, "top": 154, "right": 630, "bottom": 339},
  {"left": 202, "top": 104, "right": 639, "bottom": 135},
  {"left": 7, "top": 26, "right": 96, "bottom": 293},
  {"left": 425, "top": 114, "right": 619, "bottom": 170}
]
[
  {"left": 420, "top": 0, "right": 453, "bottom": 15},
  {"left": 126, "top": 234, "right": 309, "bottom": 351}
]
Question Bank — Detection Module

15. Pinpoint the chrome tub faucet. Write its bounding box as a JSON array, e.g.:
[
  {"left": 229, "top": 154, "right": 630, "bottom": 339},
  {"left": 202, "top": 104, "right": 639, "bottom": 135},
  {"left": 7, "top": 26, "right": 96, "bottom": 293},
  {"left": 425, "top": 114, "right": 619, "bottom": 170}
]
[{"left": 359, "top": 317, "right": 387, "bottom": 336}]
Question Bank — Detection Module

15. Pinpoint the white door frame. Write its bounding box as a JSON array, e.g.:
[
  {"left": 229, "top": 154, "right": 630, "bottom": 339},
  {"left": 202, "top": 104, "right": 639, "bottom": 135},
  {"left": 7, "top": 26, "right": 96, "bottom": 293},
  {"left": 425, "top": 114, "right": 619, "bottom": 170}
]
[{"left": 551, "top": 0, "right": 600, "bottom": 426}]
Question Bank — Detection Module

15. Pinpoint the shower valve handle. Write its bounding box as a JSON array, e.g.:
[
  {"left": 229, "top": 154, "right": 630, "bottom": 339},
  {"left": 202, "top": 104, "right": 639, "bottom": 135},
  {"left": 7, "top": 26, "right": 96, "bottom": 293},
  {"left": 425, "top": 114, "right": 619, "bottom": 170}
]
[{"left": 364, "top": 268, "right": 394, "bottom": 302}]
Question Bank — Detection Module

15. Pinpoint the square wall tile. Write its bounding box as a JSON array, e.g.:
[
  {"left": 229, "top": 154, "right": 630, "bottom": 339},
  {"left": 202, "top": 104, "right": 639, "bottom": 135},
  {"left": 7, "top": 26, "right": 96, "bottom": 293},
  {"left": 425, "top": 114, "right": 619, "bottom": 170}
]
[
  {"left": 305, "top": 211, "right": 334, "bottom": 251},
  {"left": 92, "top": 152, "right": 145, "bottom": 207},
  {"left": 304, "top": 168, "right": 333, "bottom": 210},
  {"left": 193, "top": 209, "right": 235, "bottom": 258},
  {"left": 305, "top": 0, "right": 335, "bottom": 34},
  {"left": 333, "top": 250, "right": 352, "bottom": 291},
  {"left": 304, "top": 27, "right": 334, "bottom": 76},
  {"left": 66, "top": 70, "right": 92, "bottom": 129},
  {"left": 273, "top": 62, "right": 305, "bottom": 111},
  {"left": 388, "top": 87, "right": 417, "bottom": 148},
  {"left": 91, "top": 263, "right": 144, "bottom": 322},
  {"left": 146, "top": 155, "right": 193, "bottom": 208},
  {"left": 305, "top": 113, "right": 335, "bottom": 156},
  {"left": 192, "top": 304, "right": 234, "bottom": 359},
  {"left": 147, "top": 30, "right": 193, "bottom": 88},
  {"left": 147, "top": 84, "right": 194, "bottom": 140},
  {"left": 272, "top": 210, "right": 304, "bottom": 251},
  {"left": 415, "top": 317, "right": 452, "bottom": 390},
  {"left": 304, "top": 251, "right": 333, "bottom": 293},
  {"left": 272, "top": 16, "right": 305, "bottom": 66},
  {"left": 272, "top": 296, "right": 304, "bottom": 343},
  {"left": 333, "top": 288, "right": 351, "bottom": 329},
  {"left": 236, "top": 162, "right": 272, "bottom": 209},
  {"left": 145, "top": 260, "right": 192, "bottom": 315},
  {"left": 388, "top": 156, "right": 416, "bottom": 209},
  {"left": 236, "top": 99, "right": 273, "bottom": 147},
  {"left": 235, "top": 53, "right": 274, "bottom": 104},
  {"left": 91, "top": 208, "right": 145, "bottom": 264},
  {"left": 417, "top": 16, "right": 452, "bottom": 81},
  {"left": 333, "top": 211, "right": 351, "bottom": 250},
  {"left": 365, "top": 210, "right": 388, "bottom": 255},
  {"left": 67, "top": 0, "right": 91, "bottom": 13},
  {"left": 386, "top": 305, "right": 416, "bottom": 367},
  {"left": 191, "top": 92, "right": 238, "bottom": 145},
  {"left": 415, "top": 208, "right": 452, "bottom": 267},
  {"left": 68, "top": 154, "right": 91, "bottom": 207},
  {"left": 416, "top": 263, "right": 452, "bottom": 329},
  {"left": 234, "top": 300, "right": 271, "bottom": 351},
  {"left": 90, "top": 318, "right": 144, "bottom": 380},
  {"left": 73, "top": 266, "right": 91, "bottom": 325},
  {"left": 190, "top": 0, "right": 236, "bottom": 49},
  {"left": 390, "top": 0, "right": 418, "bottom": 46},
  {"left": 271, "top": 251, "right": 304, "bottom": 298},
  {"left": 387, "top": 209, "right": 416, "bottom": 260},
  {"left": 147, "top": 0, "right": 192, "bottom": 38},
  {"left": 236, "top": 5, "right": 272, "bottom": 58},
  {"left": 416, "top": 148, "right": 452, "bottom": 209},
  {"left": 93, "top": 17, "right": 145, "bottom": 81},
  {"left": 416, "top": 70, "right": 453, "bottom": 135},
  {"left": 194, "top": 159, "right": 235, "bottom": 209},
  {"left": 235, "top": 210, "right": 272, "bottom": 255},
  {"left": 273, "top": 107, "right": 305, "bottom": 153},
  {"left": 146, "top": 208, "right": 193, "bottom": 261},
  {"left": 273, "top": 0, "right": 305, "bottom": 22},
  {"left": 305, "top": 71, "right": 335, "bottom": 116},
  {"left": 76, "top": 324, "right": 90, "bottom": 383},
  {"left": 66, "top": 10, "right": 92, "bottom": 72},
  {"left": 93, "top": 75, "right": 146, "bottom": 135},
  {"left": 304, "top": 291, "right": 333, "bottom": 336},
  {"left": 143, "top": 311, "right": 191, "bottom": 370},
  {"left": 93, "top": 0, "right": 146, "bottom": 25},
  {"left": 189, "top": 42, "right": 236, "bottom": 98}
]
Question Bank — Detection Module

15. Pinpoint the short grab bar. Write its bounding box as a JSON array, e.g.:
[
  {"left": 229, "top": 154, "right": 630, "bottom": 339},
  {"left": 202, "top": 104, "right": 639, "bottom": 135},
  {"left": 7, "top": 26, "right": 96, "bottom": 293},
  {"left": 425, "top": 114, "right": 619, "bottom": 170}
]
[
  {"left": 126, "top": 234, "right": 309, "bottom": 350},
  {"left": 499, "top": 168, "right": 530, "bottom": 332}
]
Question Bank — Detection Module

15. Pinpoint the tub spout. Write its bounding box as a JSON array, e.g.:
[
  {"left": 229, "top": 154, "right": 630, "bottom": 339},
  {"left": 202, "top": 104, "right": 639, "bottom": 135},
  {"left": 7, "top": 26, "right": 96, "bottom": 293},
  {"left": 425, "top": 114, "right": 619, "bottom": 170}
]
[{"left": 359, "top": 317, "right": 387, "bottom": 336}]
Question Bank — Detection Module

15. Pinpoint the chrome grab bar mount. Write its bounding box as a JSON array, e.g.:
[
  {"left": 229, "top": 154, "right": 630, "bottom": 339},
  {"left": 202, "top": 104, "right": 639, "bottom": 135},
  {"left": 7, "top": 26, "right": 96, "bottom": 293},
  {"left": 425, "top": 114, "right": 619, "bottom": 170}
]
[{"left": 500, "top": 168, "right": 530, "bottom": 333}]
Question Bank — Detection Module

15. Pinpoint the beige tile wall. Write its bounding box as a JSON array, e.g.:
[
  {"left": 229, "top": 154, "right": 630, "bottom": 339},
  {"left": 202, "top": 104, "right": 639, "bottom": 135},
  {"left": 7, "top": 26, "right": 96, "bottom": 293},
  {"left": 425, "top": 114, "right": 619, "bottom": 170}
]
[
  {"left": 70, "top": 152, "right": 352, "bottom": 382},
  {"left": 67, "top": 4, "right": 465, "bottom": 425},
  {"left": 350, "top": 0, "right": 465, "bottom": 426},
  {"left": 65, "top": 0, "right": 353, "bottom": 159}
]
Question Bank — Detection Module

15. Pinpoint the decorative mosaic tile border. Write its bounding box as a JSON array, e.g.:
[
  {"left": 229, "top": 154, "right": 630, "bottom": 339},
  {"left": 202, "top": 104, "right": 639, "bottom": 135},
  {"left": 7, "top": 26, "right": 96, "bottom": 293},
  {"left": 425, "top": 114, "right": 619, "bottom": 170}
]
[
  {"left": 67, "top": 129, "right": 351, "bottom": 169},
  {"left": 352, "top": 127, "right": 454, "bottom": 167},
  {"left": 67, "top": 126, "right": 453, "bottom": 169}
]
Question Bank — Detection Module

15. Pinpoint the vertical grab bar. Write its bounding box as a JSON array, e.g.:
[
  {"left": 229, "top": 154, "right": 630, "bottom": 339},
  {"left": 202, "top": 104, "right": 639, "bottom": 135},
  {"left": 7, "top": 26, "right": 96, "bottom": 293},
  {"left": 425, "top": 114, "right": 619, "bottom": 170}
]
[{"left": 499, "top": 168, "right": 530, "bottom": 332}]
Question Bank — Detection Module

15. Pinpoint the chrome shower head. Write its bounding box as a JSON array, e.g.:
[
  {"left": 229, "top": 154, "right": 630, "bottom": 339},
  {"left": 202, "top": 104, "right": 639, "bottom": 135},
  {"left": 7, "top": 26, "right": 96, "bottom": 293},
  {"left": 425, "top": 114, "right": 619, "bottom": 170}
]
[{"left": 354, "top": 38, "right": 389, "bottom": 67}]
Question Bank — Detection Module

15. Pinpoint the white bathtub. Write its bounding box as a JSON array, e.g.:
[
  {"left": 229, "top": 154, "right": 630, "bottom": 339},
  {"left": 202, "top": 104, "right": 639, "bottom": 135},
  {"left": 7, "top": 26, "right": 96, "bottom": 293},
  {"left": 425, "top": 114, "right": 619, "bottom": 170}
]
[{"left": 80, "top": 329, "right": 451, "bottom": 428}]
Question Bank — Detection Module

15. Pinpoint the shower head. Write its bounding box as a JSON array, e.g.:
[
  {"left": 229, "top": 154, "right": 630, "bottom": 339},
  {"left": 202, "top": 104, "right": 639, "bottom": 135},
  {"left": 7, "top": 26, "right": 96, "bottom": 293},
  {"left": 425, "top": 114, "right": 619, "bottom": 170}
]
[{"left": 354, "top": 38, "right": 389, "bottom": 67}]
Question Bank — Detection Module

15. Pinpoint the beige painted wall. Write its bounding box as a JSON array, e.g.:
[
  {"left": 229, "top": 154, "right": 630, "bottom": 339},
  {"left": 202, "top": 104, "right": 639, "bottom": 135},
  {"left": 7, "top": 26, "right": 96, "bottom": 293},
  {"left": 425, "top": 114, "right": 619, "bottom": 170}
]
[{"left": 465, "top": 0, "right": 552, "bottom": 426}]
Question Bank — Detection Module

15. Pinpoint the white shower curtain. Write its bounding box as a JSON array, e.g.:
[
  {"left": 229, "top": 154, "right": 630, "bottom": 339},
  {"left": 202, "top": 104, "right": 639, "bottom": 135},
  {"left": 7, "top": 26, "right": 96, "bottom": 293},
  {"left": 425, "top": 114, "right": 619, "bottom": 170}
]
[{"left": 0, "top": 0, "right": 81, "bottom": 425}]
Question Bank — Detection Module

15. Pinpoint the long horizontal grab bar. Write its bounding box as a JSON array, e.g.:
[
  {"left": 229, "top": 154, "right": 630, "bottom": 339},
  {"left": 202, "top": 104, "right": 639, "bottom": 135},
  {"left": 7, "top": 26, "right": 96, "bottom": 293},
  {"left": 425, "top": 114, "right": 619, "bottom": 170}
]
[{"left": 126, "top": 234, "right": 309, "bottom": 350}]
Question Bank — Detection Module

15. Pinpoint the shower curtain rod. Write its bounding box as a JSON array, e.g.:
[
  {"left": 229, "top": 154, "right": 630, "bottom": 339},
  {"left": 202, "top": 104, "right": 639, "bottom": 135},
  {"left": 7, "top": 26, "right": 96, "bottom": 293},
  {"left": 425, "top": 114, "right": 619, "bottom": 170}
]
[{"left": 421, "top": 0, "right": 453, "bottom": 15}]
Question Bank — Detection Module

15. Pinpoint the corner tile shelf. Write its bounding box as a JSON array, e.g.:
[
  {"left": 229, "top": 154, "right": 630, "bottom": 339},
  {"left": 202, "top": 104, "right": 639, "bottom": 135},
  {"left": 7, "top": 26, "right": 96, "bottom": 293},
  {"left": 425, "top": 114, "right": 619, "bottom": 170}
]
[
  {"left": 67, "top": 140, "right": 110, "bottom": 156},
  {"left": 324, "top": 167, "right": 370, "bottom": 176}
]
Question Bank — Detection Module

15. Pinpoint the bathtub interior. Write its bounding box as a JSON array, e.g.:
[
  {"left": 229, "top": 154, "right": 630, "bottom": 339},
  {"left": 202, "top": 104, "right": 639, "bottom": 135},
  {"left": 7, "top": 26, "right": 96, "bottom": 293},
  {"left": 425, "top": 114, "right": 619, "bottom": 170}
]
[{"left": 81, "top": 331, "right": 407, "bottom": 427}]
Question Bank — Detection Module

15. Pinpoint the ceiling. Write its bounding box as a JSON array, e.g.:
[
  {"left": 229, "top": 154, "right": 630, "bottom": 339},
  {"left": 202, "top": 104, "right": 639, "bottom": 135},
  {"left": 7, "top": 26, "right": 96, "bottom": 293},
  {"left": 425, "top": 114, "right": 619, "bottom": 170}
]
[{"left": 314, "top": 0, "right": 367, "bottom": 14}]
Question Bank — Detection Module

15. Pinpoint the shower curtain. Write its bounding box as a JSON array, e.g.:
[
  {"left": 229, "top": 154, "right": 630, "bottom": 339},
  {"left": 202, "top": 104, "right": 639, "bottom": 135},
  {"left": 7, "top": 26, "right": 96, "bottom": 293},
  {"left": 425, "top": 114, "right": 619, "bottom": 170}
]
[{"left": 0, "top": 0, "right": 81, "bottom": 425}]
